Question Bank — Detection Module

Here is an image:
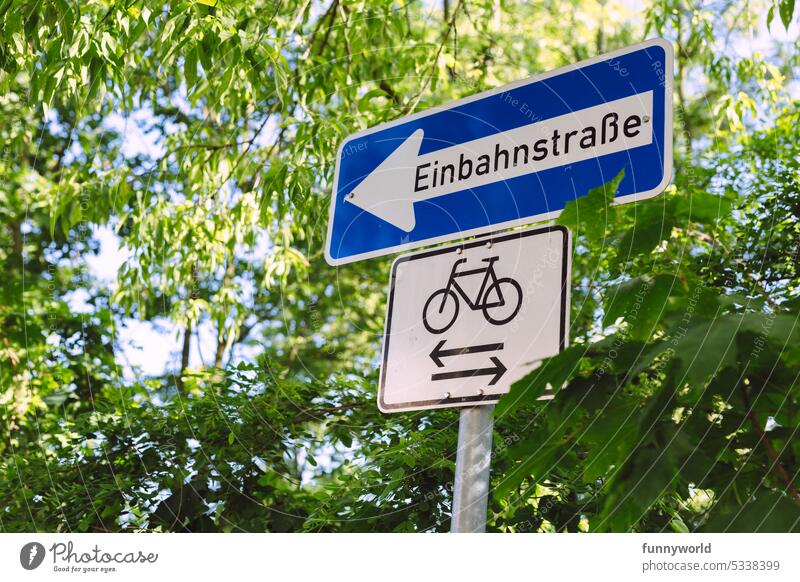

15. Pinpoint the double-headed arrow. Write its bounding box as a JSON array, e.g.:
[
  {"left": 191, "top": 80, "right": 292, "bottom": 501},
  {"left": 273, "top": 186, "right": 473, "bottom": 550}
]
[{"left": 429, "top": 339, "right": 507, "bottom": 386}]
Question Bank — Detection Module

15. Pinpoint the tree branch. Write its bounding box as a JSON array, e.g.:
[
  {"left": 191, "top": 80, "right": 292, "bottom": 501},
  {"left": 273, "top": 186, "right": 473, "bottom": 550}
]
[
  {"left": 178, "top": 323, "right": 192, "bottom": 393},
  {"left": 291, "top": 402, "right": 365, "bottom": 422},
  {"left": 406, "top": 0, "right": 462, "bottom": 113},
  {"left": 742, "top": 386, "right": 800, "bottom": 504}
]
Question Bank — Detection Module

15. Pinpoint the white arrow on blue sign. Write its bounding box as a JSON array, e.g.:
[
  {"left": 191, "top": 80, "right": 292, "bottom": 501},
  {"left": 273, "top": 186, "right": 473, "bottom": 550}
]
[{"left": 325, "top": 38, "right": 673, "bottom": 265}]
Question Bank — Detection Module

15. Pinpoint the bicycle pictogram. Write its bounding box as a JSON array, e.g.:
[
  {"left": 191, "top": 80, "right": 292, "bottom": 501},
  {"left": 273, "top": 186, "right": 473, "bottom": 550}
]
[{"left": 422, "top": 256, "right": 523, "bottom": 334}]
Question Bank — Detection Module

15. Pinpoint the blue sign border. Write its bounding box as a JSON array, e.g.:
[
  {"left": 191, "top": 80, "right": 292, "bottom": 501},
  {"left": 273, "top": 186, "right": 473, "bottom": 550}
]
[{"left": 325, "top": 38, "right": 673, "bottom": 265}]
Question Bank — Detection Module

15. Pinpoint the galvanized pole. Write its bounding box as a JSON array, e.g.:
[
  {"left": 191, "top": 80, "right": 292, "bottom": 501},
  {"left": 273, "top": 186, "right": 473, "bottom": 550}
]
[{"left": 450, "top": 404, "right": 494, "bottom": 533}]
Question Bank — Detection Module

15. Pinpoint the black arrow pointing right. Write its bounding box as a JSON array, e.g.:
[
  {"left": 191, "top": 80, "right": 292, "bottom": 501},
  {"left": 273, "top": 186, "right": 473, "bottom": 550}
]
[
  {"left": 431, "top": 357, "right": 507, "bottom": 386},
  {"left": 429, "top": 339, "right": 505, "bottom": 367}
]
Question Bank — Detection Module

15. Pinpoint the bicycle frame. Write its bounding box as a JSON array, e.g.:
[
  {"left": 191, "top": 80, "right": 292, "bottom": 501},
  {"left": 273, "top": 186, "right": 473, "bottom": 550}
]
[{"left": 442, "top": 257, "right": 506, "bottom": 310}]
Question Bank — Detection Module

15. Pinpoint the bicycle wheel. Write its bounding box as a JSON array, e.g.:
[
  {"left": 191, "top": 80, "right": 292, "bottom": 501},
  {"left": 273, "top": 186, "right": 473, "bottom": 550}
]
[
  {"left": 422, "top": 288, "right": 459, "bottom": 334},
  {"left": 482, "top": 278, "right": 522, "bottom": 325}
]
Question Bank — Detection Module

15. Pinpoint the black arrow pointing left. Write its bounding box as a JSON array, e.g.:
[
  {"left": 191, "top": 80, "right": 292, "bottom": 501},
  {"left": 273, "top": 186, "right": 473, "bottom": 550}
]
[{"left": 429, "top": 339, "right": 505, "bottom": 367}]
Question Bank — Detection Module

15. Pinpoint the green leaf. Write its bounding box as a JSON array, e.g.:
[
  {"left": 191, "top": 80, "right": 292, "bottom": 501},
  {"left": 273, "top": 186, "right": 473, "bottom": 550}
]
[
  {"left": 780, "top": 0, "right": 795, "bottom": 29},
  {"left": 602, "top": 273, "right": 676, "bottom": 340},
  {"left": 675, "top": 191, "right": 733, "bottom": 224},
  {"left": 615, "top": 201, "right": 675, "bottom": 266},
  {"left": 496, "top": 346, "right": 584, "bottom": 416},
  {"left": 702, "top": 489, "right": 800, "bottom": 532},
  {"left": 557, "top": 169, "right": 625, "bottom": 242},
  {"left": 358, "top": 88, "right": 390, "bottom": 112},
  {"left": 493, "top": 442, "right": 562, "bottom": 500},
  {"left": 670, "top": 516, "right": 690, "bottom": 533},
  {"left": 185, "top": 47, "right": 198, "bottom": 91},
  {"left": 593, "top": 387, "right": 687, "bottom": 532},
  {"left": 663, "top": 317, "right": 739, "bottom": 384}
]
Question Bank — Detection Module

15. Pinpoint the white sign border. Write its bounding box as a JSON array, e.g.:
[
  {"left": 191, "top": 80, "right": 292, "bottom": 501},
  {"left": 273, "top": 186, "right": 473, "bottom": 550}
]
[
  {"left": 378, "top": 224, "right": 571, "bottom": 414},
  {"left": 325, "top": 37, "right": 673, "bottom": 266}
]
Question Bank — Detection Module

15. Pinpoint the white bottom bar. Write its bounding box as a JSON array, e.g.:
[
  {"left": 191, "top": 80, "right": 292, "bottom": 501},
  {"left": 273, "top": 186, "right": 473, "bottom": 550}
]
[{"left": 1, "top": 533, "right": 798, "bottom": 581}]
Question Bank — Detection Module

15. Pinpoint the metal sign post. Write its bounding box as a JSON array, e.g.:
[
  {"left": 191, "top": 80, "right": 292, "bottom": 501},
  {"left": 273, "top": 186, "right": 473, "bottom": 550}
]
[{"left": 450, "top": 405, "right": 495, "bottom": 533}]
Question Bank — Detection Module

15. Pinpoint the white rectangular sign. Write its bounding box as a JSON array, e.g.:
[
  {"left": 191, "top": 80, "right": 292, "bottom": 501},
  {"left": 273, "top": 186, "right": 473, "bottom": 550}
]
[{"left": 379, "top": 225, "right": 571, "bottom": 413}]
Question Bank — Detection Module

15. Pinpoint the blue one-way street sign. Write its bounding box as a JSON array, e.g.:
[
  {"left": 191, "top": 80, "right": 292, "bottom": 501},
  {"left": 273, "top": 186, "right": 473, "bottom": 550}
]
[{"left": 325, "top": 38, "right": 673, "bottom": 265}]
